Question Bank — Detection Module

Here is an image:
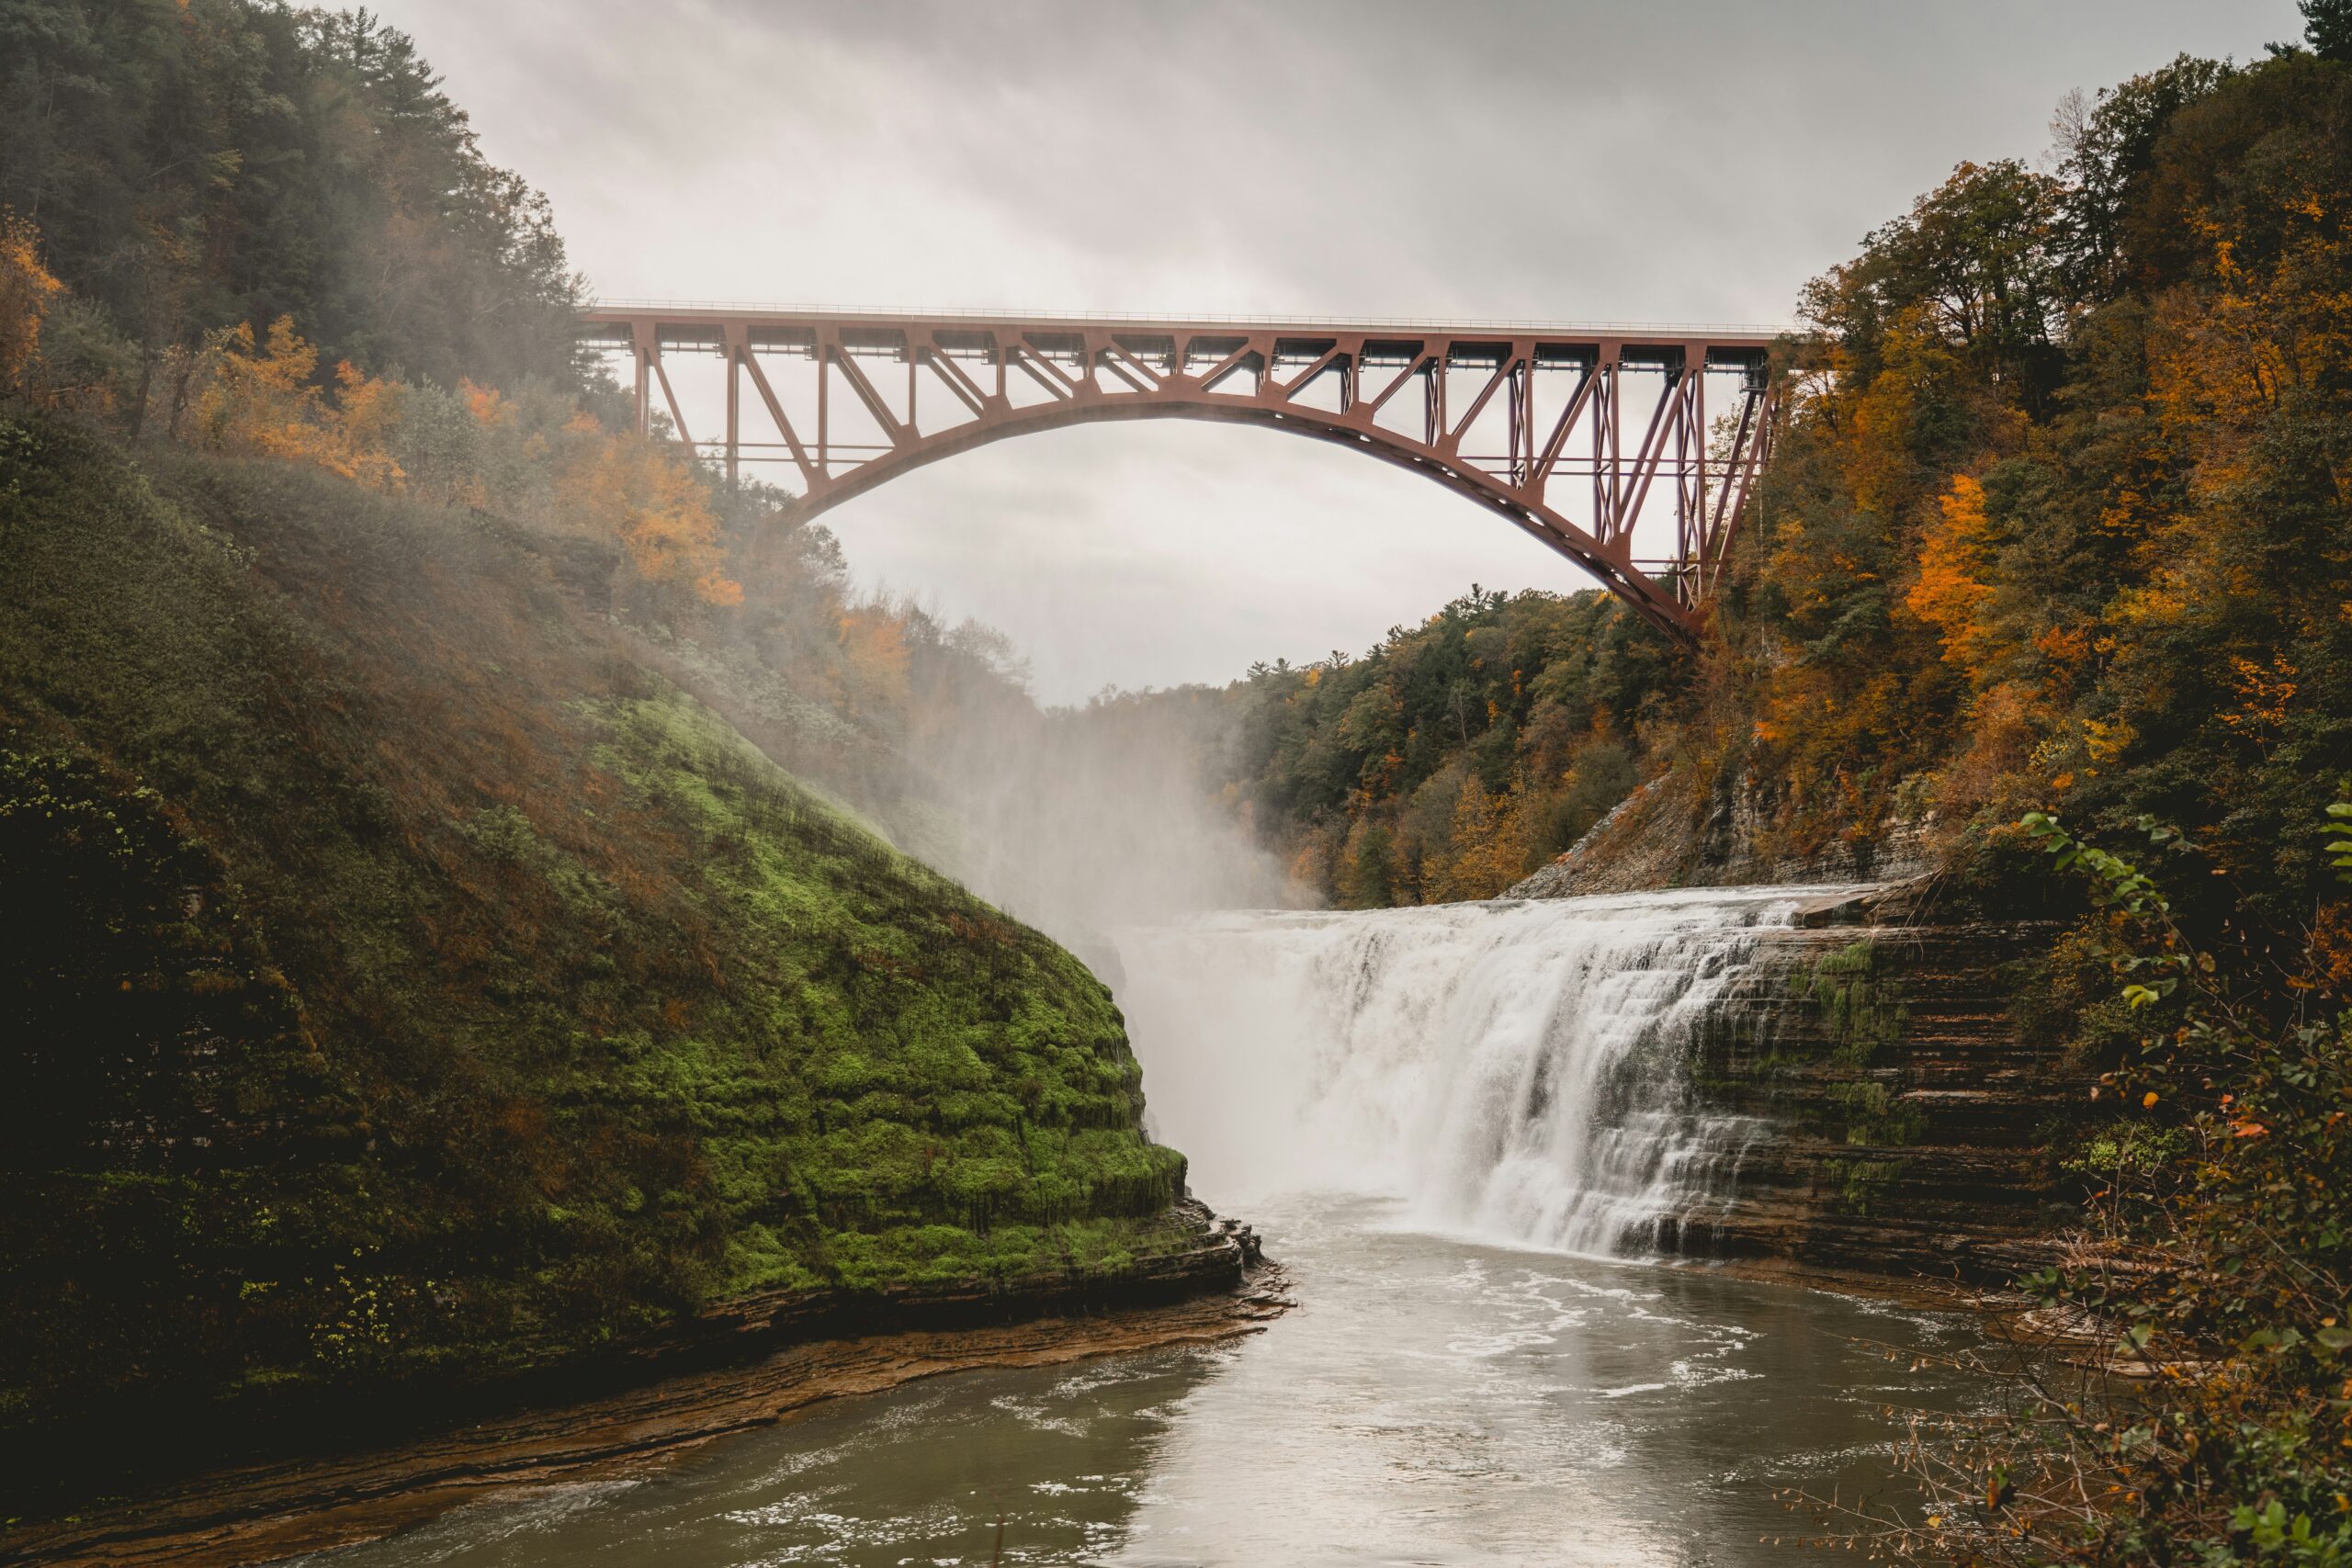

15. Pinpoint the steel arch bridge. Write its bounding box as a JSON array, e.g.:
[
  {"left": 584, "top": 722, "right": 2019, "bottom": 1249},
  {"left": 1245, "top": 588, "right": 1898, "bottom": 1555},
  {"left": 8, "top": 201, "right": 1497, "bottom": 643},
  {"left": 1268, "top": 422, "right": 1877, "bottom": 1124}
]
[{"left": 578, "top": 304, "right": 1785, "bottom": 641}]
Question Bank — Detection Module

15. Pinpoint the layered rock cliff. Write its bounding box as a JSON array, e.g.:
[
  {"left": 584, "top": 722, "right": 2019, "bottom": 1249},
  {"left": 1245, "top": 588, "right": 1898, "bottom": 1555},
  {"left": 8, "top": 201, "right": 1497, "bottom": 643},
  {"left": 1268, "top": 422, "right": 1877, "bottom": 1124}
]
[
  {"left": 1679, "top": 882, "right": 2078, "bottom": 1283},
  {"left": 1505, "top": 762, "right": 2079, "bottom": 1285}
]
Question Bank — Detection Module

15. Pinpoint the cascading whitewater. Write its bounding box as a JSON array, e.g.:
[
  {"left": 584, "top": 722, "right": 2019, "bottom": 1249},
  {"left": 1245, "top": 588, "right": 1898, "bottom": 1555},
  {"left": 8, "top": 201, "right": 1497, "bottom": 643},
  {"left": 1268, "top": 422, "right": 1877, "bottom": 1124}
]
[{"left": 1113, "top": 887, "right": 1849, "bottom": 1257}]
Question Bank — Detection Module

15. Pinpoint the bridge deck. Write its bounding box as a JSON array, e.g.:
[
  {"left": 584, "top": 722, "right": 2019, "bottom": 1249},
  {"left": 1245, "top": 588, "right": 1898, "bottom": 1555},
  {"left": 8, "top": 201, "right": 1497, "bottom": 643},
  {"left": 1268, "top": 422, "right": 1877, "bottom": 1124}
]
[{"left": 579, "top": 302, "right": 1787, "bottom": 355}]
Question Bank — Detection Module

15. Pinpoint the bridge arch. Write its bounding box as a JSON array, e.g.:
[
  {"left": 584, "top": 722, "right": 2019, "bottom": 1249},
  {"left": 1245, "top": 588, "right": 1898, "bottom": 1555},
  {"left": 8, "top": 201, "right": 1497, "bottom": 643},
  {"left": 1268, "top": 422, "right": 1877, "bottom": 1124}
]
[{"left": 578, "top": 307, "right": 1785, "bottom": 641}]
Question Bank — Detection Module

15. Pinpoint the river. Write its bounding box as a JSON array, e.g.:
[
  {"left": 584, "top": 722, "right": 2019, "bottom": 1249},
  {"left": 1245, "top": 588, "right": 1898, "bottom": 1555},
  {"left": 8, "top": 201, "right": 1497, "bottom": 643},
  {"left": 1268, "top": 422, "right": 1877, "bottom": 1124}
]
[{"left": 306, "top": 889, "right": 1999, "bottom": 1567}]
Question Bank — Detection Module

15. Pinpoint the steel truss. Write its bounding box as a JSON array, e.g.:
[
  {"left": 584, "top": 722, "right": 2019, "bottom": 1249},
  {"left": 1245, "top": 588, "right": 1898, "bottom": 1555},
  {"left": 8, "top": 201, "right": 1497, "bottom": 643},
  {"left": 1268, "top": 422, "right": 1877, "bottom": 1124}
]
[{"left": 578, "top": 306, "right": 1782, "bottom": 640}]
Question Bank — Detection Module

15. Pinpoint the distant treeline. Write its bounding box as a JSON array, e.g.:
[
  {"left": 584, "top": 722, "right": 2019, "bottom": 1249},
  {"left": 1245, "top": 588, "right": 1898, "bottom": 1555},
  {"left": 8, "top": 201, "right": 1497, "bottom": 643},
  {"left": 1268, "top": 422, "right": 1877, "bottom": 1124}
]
[{"left": 1095, "top": 587, "right": 1671, "bottom": 907}]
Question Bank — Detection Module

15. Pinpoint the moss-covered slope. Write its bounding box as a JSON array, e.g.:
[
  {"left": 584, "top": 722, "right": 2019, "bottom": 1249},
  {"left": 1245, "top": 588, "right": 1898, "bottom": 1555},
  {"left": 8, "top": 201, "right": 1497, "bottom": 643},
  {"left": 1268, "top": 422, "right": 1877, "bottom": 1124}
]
[{"left": 0, "top": 417, "right": 1190, "bottom": 1435}]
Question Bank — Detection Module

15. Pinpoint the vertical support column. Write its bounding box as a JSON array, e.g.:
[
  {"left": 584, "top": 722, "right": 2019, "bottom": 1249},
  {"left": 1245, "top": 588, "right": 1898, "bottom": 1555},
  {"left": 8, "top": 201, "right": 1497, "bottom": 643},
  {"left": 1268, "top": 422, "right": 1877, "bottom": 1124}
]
[
  {"left": 1685, "top": 343, "right": 1709, "bottom": 603},
  {"left": 631, "top": 319, "right": 656, "bottom": 438},
  {"left": 1427, "top": 341, "right": 1447, "bottom": 448},
  {"left": 816, "top": 328, "right": 831, "bottom": 479},
  {"left": 1671, "top": 362, "right": 1690, "bottom": 576},
  {"left": 725, "top": 324, "right": 742, "bottom": 490},
  {"left": 1510, "top": 344, "right": 1533, "bottom": 487},
  {"left": 1593, "top": 343, "right": 1622, "bottom": 550}
]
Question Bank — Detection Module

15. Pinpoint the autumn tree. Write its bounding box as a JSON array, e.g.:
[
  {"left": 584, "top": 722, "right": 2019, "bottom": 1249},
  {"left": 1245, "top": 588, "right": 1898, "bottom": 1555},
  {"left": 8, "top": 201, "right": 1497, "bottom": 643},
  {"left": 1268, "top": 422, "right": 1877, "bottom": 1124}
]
[{"left": 190, "top": 315, "right": 402, "bottom": 489}]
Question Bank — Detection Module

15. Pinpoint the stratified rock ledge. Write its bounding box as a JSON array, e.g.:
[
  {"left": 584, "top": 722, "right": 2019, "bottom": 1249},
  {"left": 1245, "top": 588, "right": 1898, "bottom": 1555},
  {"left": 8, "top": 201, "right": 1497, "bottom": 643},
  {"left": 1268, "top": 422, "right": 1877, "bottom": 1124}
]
[
  {"left": 1680, "top": 880, "right": 2078, "bottom": 1282},
  {"left": 5, "top": 1203, "right": 1281, "bottom": 1568}
]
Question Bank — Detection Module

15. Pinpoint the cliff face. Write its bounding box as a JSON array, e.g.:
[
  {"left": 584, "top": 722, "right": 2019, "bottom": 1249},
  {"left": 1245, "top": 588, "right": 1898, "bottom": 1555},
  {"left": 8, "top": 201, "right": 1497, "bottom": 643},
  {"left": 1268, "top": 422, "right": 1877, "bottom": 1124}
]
[
  {"left": 1509, "top": 774, "right": 1941, "bottom": 900},
  {"left": 0, "top": 420, "right": 1210, "bottom": 1460},
  {"left": 1507, "top": 766, "right": 2076, "bottom": 1283},
  {"left": 1679, "top": 883, "right": 2079, "bottom": 1283}
]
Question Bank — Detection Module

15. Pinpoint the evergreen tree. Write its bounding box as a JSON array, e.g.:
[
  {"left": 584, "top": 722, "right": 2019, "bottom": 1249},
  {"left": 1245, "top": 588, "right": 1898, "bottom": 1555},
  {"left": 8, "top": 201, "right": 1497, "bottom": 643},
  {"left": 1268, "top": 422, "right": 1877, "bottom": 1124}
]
[{"left": 2308, "top": 0, "right": 2352, "bottom": 62}]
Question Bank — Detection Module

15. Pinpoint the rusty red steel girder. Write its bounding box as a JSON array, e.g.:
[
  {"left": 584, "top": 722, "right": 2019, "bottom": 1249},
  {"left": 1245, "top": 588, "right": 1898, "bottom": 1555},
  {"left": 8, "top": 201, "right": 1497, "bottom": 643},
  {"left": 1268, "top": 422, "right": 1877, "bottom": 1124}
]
[{"left": 577, "top": 305, "right": 1785, "bottom": 641}]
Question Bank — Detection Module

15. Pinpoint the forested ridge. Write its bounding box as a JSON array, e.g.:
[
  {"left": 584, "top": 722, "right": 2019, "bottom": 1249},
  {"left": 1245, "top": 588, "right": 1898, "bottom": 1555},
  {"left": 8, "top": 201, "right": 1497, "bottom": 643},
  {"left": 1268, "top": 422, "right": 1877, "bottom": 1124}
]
[
  {"left": 0, "top": 0, "right": 1206, "bottom": 1504},
  {"left": 0, "top": 0, "right": 581, "bottom": 400},
  {"left": 1148, "top": 18, "right": 2352, "bottom": 936},
  {"left": 1170, "top": 587, "right": 1668, "bottom": 905},
  {"left": 1717, "top": 19, "right": 2352, "bottom": 1560}
]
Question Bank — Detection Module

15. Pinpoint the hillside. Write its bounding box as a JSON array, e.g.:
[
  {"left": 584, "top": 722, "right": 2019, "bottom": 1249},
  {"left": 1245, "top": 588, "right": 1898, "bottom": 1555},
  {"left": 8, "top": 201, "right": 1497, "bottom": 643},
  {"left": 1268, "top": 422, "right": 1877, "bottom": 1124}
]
[
  {"left": 1203, "top": 587, "right": 1668, "bottom": 905},
  {"left": 0, "top": 417, "right": 1198, "bottom": 1472}
]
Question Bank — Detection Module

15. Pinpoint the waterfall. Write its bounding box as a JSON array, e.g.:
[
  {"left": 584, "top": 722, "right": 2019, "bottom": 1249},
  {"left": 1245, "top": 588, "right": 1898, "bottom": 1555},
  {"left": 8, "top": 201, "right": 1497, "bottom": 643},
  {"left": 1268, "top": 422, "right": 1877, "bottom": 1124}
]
[{"left": 1112, "top": 887, "right": 1849, "bottom": 1258}]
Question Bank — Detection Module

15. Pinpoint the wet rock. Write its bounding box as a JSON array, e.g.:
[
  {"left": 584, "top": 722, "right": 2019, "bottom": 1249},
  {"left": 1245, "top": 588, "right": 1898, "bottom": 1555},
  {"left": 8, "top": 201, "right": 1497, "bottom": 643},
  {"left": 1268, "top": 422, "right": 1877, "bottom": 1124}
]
[{"left": 1671, "top": 891, "right": 2078, "bottom": 1283}]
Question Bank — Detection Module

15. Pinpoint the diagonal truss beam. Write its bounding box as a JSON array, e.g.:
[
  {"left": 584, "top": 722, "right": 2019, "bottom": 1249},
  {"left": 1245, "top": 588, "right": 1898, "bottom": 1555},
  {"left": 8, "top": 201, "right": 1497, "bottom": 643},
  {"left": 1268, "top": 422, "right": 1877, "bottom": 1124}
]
[{"left": 589, "top": 307, "right": 1786, "bottom": 643}]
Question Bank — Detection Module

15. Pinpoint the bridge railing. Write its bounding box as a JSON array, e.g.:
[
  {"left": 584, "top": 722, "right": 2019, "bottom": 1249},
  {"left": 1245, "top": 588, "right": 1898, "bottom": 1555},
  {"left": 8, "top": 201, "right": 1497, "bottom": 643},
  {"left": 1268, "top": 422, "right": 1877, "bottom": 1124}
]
[{"left": 582, "top": 298, "right": 1796, "bottom": 342}]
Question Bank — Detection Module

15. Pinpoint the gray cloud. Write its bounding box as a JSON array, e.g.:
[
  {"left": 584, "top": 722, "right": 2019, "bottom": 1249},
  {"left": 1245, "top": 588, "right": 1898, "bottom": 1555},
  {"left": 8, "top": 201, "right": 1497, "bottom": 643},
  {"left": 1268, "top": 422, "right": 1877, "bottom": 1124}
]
[{"left": 373, "top": 0, "right": 2303, "bottom": 700}]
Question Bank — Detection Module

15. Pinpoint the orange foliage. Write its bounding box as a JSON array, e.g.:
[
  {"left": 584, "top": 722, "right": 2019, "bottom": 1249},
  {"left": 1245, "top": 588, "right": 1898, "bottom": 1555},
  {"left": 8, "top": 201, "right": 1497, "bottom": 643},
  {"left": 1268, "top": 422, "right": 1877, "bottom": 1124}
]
[
  {"left": 192, "top": 316, "right": 404, "bottom": 490},
  {"left": 460, "top": 378, "right": 513, "bottom": 428},
  {"left": 1423, "top": 773, "right": 1528, "bottom": 901},
  {"left": 835, "top": 606, "right": 911, "bottom": 716},
  {"left": 621, "top": 456, "right": 739, "bottom": 605},
  {"left": 2309, "top": 903, "right": 2352, "bottom": 998},
  {"left": 1935, "top": 678, "right": 2042, "bottom": 815},
  {"left": 547, "top": 418, "right": 742, "bottom": 605},
  {"left": 1905, "top": 473, "right": 1999, "bottom": 681},
  {"left": 2219, "top": 653, "right": 2299, "bottom": 738},
  {"left": 0, "top": 209, "right": 64, "bottom": 391},
  {"left": 174, "top": 311, "right": 750, "bottom": 612}
]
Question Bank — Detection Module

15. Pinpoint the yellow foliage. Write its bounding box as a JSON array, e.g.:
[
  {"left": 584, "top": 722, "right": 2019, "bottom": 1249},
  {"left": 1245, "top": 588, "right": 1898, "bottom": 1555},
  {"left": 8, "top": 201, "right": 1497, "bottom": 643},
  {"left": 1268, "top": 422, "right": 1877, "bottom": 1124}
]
[
  {"left": 2081, "top": 716, "right": 2137, "bottom": 764},
  {"left": 0, "top": 209, "right": 65, "bottom": 391},
  {"left": 1842, "top": 374, "right": 1917, "bottom": 520}
]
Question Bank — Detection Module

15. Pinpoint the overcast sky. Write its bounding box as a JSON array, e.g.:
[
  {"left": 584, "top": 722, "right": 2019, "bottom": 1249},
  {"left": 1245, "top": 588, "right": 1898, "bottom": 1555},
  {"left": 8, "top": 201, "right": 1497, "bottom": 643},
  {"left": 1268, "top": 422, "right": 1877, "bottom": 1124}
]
[{"left": 373, "top": 0, "right": 2302, "bottom": 702}]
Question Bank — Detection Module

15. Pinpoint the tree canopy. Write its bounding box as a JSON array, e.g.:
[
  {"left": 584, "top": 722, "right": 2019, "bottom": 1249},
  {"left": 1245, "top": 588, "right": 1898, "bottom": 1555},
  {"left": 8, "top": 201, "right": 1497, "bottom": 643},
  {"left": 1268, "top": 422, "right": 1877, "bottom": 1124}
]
[{"left": 0, "top": 0, "right": 582, "bottom": 414}]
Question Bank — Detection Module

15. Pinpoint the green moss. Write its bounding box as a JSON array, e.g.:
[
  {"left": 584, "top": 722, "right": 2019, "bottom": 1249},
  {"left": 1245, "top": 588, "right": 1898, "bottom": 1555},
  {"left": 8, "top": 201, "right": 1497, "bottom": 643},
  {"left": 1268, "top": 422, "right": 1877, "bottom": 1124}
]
[
  {"left": 1798, "top": 940, "right": 1909, "bottom": 1068},
  {"left": 0, "top": 418, "right": 1193, "bottom": 1433},
  {"left": 1822, "top": 1156, "right": 1906, "bottom": 1217},
  {"left": 1826, "top": 1080, "right": 1926, "bottom": 1148}
]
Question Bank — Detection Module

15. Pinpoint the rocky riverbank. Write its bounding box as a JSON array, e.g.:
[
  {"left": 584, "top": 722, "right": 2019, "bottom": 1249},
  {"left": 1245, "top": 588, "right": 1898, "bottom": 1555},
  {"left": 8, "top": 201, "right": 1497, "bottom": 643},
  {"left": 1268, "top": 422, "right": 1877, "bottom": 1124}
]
[{"left": 3, "top": 1207, "right": 1281, "bottom": 1568}]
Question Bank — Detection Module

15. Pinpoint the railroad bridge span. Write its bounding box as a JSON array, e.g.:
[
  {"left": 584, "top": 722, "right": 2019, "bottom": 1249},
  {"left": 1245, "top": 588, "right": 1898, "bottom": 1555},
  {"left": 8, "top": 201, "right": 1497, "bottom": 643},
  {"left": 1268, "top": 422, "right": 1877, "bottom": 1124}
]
[{"left": 579, "top": 304, "right": 1787, "bottom": 640}]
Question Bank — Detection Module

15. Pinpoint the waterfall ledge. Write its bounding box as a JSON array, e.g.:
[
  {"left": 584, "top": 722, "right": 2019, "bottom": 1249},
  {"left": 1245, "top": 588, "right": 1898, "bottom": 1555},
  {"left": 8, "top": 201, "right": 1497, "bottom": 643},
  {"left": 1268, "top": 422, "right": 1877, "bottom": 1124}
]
[{"left": 1115, "top": 881, "right": 2075, "bottom": 1286}]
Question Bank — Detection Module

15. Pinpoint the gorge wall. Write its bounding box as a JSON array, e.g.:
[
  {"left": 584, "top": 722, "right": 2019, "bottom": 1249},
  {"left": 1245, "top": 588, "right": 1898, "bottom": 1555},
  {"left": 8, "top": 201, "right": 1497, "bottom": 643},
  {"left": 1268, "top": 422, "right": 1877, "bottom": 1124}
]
[
  {"left": 1687, "top": 881, "right": 2077, "bottom": 1283},
  {"left": 1494, "top": 768, "right": 2080, "bottom": 1283}
]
